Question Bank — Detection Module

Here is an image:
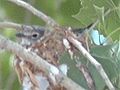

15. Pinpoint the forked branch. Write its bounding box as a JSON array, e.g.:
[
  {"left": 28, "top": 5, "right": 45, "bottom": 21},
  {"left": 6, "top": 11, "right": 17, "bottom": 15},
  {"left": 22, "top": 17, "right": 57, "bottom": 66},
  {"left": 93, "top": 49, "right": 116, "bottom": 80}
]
[{"left": 76, "top": 62, "right": 96, "bottom": 90}]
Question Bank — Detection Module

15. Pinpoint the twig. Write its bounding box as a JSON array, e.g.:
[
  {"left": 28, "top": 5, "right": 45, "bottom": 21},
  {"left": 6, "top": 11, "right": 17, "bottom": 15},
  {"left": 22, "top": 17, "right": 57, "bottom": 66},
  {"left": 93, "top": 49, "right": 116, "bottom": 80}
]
[
  {"left": 0, "top": 34, "right": 85, "bottom": 90},
  {"left": 76, "top": 61, "right": 96, "bottom": 90},
  {"left": 0, "top": 21, "right": 40, "bottom": 32},
  {"left": 0, "top": 21, "right": 22, "bottom": 30},
  {"left": 67, "top": 37, "right": 115, "bottom": 90},
  {"left": 8, "top": 0, "right": 58, "bottom": 26}
]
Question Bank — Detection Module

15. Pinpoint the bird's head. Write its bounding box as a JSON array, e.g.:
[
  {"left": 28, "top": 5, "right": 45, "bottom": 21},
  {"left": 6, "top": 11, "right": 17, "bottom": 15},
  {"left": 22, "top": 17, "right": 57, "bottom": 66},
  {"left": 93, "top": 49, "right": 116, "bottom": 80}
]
[{"left": 16, "top": 26, "right": 45, "bottom": 47}]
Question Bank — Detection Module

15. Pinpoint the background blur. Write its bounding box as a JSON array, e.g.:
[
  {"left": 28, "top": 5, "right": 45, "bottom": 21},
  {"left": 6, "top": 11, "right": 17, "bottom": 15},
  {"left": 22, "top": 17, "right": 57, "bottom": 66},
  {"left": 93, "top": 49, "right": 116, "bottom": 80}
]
[{"left": 0, "top": 0, "right": 120, "bottom": 90}]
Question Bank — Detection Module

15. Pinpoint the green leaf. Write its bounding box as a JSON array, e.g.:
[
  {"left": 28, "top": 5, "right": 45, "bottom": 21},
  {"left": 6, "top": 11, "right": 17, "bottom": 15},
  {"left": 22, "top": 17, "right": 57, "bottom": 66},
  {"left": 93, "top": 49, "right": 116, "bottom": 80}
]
[
  {"left": 73, "top": 0, "right": 120, "bottom": 40},
  {"left": 60, "top": 52, "right": 106, "bottom": 90},
  {"left": 73, "top": 0, "right": 97, "bottom": 25},
  {"left": 104, "top": 12, "right": 120, "bottom": 40},
  {"left": 93, "top": 5, "right": 105, "bottom": 24},
  {"left": 117, "top": 3, "right": 120, "bottom": 19},
  {"left": 73, "top": 0, "right": 115, "bottom": 25},
  {"left": 90, "top": 42, "right": 120, "bottom": 89},
  {"left": 60, "top": 52, "right": 89, "bottom": 89},
  {"left": 60, "top": 41, "right": 120, "bottom": 90}
]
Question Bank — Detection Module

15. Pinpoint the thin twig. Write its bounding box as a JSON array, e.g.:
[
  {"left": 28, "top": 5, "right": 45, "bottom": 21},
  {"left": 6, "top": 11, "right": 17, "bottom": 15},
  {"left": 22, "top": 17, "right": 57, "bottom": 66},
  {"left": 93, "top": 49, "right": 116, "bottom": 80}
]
[
  {"left": 0, "top": 21, "right": 39, "bottom": 31},
  {"left": 8, "top": 0, "right": 58, "bottom": 26},
  {"left": 0, "top": 21, "right": 22, "bottom": 30},
  {"left": 67, "top": 37, "right": 115, "bottom": 90},
  {"left": 76, "top": 61, "right": 96, "bottom": 90},
  {"left": 0, "top": 34, "right": 85, "bottom": 90}
]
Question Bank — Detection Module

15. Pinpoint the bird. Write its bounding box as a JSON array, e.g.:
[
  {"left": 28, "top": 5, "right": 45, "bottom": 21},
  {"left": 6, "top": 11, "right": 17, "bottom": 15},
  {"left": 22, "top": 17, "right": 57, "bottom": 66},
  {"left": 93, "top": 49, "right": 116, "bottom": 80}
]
[
  {"left": 14, "top": 25, "right": 68, "bottom": 90},
  {"left": 14, "top": 24, "right": 92, "bottom": 90}
]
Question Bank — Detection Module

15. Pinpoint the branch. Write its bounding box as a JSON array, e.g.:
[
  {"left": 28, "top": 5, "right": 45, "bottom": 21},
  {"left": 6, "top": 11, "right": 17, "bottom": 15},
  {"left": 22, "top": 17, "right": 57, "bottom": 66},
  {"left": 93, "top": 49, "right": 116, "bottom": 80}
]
[
  {"left": 0, "top": 21, "right": 43, "bottom": 32},
  {"left": 0, "top": 34, "right": 85, "bottom": 90},
  {"left": 8, "top": 0, "right": 58, "bottom": 26},
  {"left": 0, "top": 21, "right": 35, "bottom": 31},
  {"left": 76, "top": 62, "right": 96, "bottom": 90},
  {"left": 0, "top": 21, "right": 22, "bottom": 30},
  {"left": 67, "top": 37, "right": 115, "bottom": 90}
]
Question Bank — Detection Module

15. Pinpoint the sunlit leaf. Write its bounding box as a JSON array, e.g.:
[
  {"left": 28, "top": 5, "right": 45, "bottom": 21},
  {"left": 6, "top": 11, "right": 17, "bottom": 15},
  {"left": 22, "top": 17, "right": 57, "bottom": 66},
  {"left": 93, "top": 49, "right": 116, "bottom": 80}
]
[{"left": 73, "top": 0, "right": 120, "bottom": 40}]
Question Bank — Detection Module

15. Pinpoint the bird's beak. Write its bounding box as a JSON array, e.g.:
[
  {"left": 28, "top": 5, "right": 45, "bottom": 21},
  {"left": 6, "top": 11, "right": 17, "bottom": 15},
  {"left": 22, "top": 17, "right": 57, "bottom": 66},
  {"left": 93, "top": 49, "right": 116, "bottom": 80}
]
[{"left": 16, "top": 32, "right": 25, "bottom": 38}]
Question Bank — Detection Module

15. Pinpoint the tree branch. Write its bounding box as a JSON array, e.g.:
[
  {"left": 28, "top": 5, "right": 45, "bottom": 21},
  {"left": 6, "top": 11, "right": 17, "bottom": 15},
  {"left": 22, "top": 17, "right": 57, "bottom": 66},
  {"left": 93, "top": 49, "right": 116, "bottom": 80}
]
[
  {"left": 76, "top": 62, "right": 96, "bottom": 90},
  {"left": 0, "top": 34, "right": 85, "bottom": 90},
  {"left": 0, "top": 21, "right": 22, "bottom": 30},
  {"left": 8, "top": 0, "right": 58, "bottom": 26},
  {"left": 0, "top": 21, "right": 42, "bottom": 32},
  {"left": 67, "top": 37, "right": 115, "bottom": 90},
  {"left": 0, "top": 21, "right": 35, "bottom": 31}
]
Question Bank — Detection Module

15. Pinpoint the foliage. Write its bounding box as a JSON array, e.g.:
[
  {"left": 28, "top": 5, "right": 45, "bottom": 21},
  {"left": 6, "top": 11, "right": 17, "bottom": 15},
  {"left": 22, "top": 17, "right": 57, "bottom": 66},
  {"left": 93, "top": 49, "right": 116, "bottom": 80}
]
[
  {"left": 60, "top": 41, "right": 120, "bottom": 90},
  {"left": 73, "top": 0, "right": 120, "bottom": 40}
]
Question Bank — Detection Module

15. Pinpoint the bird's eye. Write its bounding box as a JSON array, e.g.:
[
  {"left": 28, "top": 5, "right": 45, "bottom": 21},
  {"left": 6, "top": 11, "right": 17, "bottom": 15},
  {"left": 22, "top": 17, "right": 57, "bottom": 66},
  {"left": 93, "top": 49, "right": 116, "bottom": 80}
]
[{"left": 32, "top": 33, "right": 39, "bottom": 39}]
